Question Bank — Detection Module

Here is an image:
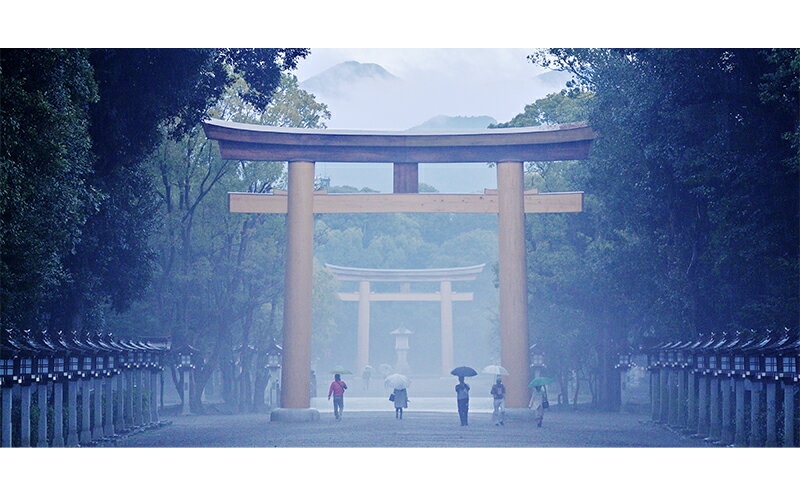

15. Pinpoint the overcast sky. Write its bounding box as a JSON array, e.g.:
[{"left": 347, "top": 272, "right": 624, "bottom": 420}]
[
  {"left": 288, "top": 48, "right": 570, "bottom": 192},
  {"left": 291, "top": 48, "right": 567, "bottom": 130}
]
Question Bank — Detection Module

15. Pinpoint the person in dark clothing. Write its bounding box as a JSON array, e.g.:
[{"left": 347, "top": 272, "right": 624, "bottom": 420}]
[
  {"left": 490, "top": 377, "right": 506, "bottom": 426},
  {"left": 455, "top": 376, "right": 470, "bottom": 426}
]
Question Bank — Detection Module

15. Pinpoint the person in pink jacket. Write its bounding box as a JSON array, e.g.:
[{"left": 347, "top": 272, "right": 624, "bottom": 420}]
[{"left": 328, "top": 374, "right": 348, "bottom": 421}]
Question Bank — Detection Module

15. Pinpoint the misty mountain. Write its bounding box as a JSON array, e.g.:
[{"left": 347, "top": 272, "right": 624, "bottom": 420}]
[
  {"left": 300, "top": 60, "right": 399, "bottom": 98},
  {"left": 535, "top": 70, "right": 572, "bottom": 89},
  {"left": 406, "top": 114, "right": 497, "bottom": 131}
]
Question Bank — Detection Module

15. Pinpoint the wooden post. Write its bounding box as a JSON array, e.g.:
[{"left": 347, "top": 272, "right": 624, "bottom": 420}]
[
  {"left": 497, "top": 160, "right": 529, "bottom": 409},
  {"left": 114, "top": 374, "right": 125, "bottom": 432},
  {"left": 36, "top": 383, "right": 48, "bottom": 447},
  {"left": 440, "top": 280, "right": 454, "bottom": 376},
  {"left": 357, "top": 280, "right": 371, "bottom": 374},
  {"left": 393, "top": 162, "right": 419, "bottom": 193},
  {"left": 280, "top": 160, "right": 316, "bottom": 411}
]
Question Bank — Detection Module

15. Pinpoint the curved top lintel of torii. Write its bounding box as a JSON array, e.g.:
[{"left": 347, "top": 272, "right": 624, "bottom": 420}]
[{"left": 324, "top": 263, "right": 485, "bottom": 283}]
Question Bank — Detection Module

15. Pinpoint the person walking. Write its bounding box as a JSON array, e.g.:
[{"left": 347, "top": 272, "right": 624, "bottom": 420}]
[
  {"left": 328, "top": 373, "right": 348, "bottom": 421},
  {"left": 529, "top": 385, "right": 547, "bottom": 427},
  {"left": 455, "top": 376, "right": 471, "bottom": 426},
  {"left": 362, "top": 366, "right": 372, "bottom": 391},
  {"left": 392, "top": 387, "right": 408, "bottom": 419},
  {"left": 490, "top": 377, "right": 506, "bottom": 426}
]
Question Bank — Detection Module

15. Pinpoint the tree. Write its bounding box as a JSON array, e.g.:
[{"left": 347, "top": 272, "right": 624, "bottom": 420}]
[
  {"left": 1, "top": 49, "right": 99, "bottom": 331},
  {"left": 512, "top": 49, "right": 800, "bottom": 410},
  {"left": 107, "top": 73, "right": 331, "bottom": 412}
]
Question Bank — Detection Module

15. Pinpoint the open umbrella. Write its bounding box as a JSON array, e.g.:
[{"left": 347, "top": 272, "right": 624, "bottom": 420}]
[
  {"left": 384, "top": 373, "right": 410, "bottom": 389},
  {"left": 330, "top": 366, "right": 352, "bottom": 375},
  {"left": 481, "top": 365, "right": 510, "bottom": 376},
  {"left": 528, "top": 376, "right": 554, "bottom": 387},
  {"left": 450, "top": 366, "right": 478, "bottom": 377}
]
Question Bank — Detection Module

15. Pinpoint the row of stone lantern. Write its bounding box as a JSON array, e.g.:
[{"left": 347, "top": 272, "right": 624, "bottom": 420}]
[
  {"left": 630, "top": 329, "right": 799, "bottom": 447},
  {"left": 0, "top": 328, "right": 181, "bottom": 447}
]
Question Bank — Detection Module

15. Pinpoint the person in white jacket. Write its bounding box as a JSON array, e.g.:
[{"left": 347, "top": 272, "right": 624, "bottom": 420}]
[{"left": 528, "top": 385, "right": 547, "bottom": 427}]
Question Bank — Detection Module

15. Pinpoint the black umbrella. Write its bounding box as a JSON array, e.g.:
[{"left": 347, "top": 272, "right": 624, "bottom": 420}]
[{"left": 450, "top": 366, "right": 478, "bottom": 377}]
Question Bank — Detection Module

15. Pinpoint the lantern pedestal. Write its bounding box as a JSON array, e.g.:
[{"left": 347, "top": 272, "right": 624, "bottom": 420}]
[
  {"left": 650, "top": 370, "right": 661, "bottom": 422},
  {"left": 659, "top": 369, "right": 669, "bottom": 423},
  {"left": 103, "top": 377, "right": 115, "bottom": 437},
  {"left": 36, "top": 383, "right": 48, "bottom": 447},
  {"left": 685, "top": 372, "right": 698, "bottom": 432},
  {"left": 694, "top": 375, "right": 709, "bottom": 438},
  {"left": 52, "top": 381, "right": 65, "bottom": 447},
  {"left": 66, "top": 380, "right": 79, "bottom": 447},
  {"left": 765, "top": 381, "right": 778, "bottom": 447},
  {"left": 270, "top": 407, "right": 319, "bottom": 422},
  {"left": 749, "top": 381, "right": 763, "bottom": 447},
  {"left": 720, "top": 377, "right": 734, "bottom": 445},
  {"left": 92, "top": 378, "right": 104, "bottom": 440},
  {"left": 734, "top": 378, "right": 747, "bottom": 446},
  {"left": 181, "top": 369, "right": 191, "bottom": 416},
  {"left": 79, "top": 380, "right": 92, "bottom": 444},
  {"left": 20, "top": 384, "right": 31, "bottom": 447},
  {"left": 1, "top": 387, "right": 12, "bottom": 447},
  {"left": 783, "top": 382, "right": 796, "bottom": 447},
  {"left": 150, "top": 371, "right": 160, "bottom": 423},
  {"left": 706, "top": 377, "right": 721, "bottom": 442}
]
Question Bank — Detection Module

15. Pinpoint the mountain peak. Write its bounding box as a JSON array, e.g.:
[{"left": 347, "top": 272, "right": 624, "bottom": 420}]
[
  {"left": 407, "top": 115, "right": 497, "bottom": 131},
  {"left": 300, "top": 61, "right": 398, "bottom": 98}
]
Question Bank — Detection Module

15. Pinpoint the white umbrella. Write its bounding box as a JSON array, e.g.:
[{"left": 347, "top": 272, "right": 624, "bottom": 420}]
[
  {"left": 384, "top": 373, "right": 410, "bottom": 389},
  {"left": 481, "top": 365, "right": 510, "bottom": 376}
]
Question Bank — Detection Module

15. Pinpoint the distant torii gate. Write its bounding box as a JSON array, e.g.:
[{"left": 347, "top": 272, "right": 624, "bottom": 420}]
[
  {"left": 324, "top": 263, "right": 486, "bottom": 376},
  {"left": 203, "top": 119, "right": 596, "bottom": 421}
]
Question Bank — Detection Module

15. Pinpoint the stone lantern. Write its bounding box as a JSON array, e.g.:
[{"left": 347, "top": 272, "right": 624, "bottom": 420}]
[
  {"left": 264, "top": 340, "right": 283, "bottom": 409},
  {"left": 173, "top": 343, "right": 198, "bottom": 416},
  {"left": 390, "top": 326, "right": 413, "bottom": 374},
  {"left": 529, "top": 344, "right": 545, "bottom": 379}
]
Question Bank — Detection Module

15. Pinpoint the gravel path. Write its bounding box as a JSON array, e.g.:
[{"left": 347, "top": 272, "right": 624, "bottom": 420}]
[{"left": 112, "top": 407, "right": 707, "bottom": 448}]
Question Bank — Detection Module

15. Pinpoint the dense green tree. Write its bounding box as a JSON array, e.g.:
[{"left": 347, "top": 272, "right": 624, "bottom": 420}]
[
  {"left": 1, "top": 49, "right": 99, "bottom": 330},
  {"left": 511, "top": 49, "right": 799, "bottom": 409},
  {"left": 107, "top": 73, "right": 331, "bottom": 411},
  {"left": 1, "top": 49, "right": 309, "bottom": 334}
]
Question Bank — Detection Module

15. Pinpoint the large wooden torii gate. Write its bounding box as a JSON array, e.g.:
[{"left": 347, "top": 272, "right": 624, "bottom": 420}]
[
  {"left": 325, "top": 263, "right": 486, "bottom": 376},
  {"left": 203, "top": 119, "right": 596, "bottom": 421}
]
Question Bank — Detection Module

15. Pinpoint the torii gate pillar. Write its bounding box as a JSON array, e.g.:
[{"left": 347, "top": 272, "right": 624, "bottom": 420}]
[
  {"left": 497, "top": 161, "right": 529, "bottom": 409},
  {"left": 272, "top": 160, "right": 320, "bottom": 421}
]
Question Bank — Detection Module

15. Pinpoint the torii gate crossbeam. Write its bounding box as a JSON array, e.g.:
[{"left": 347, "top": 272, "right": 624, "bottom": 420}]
[{"left": 203, "top": 119, "right": 596, "bottom": 422}]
